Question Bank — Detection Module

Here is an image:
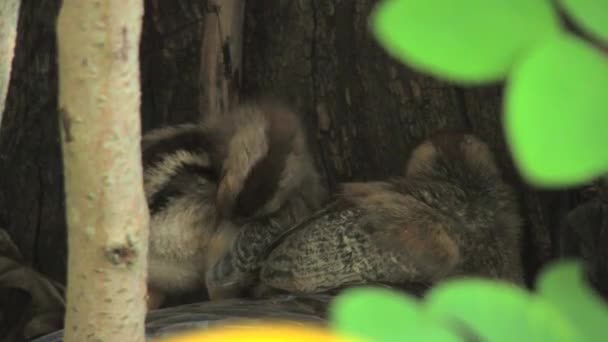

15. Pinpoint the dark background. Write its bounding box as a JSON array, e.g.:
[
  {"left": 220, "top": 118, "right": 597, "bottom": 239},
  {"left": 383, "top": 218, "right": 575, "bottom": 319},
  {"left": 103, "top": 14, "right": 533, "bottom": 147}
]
[{"left": 0, "top": 0, "right": 586, "bottom": 293}]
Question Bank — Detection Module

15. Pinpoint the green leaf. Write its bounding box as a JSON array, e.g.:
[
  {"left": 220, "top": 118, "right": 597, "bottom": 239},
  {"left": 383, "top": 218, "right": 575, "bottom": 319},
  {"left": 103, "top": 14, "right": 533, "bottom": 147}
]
[
  {"left": 559, "top": 0, "right": 608, "bottom": 44},
  {"left": 424, "top": 278, "right": 582, "bottom": 342},
  {"left": 329, "top": 287, "right": 421, "bottom": 342},
  {"left": 404, "top": 320, "right": 464, "bottom": 342},
  {"left": 537, "top": 261, "right": 608, "bottom": 341},
  {"left": 370, "top": 0, "right": 561, "bottom": 83},
  {"left": 329, "top": 287, "right": 463, "bottom": 342},
  {"left": 504, "top": 33, "right": 608, "bottom": 187}
]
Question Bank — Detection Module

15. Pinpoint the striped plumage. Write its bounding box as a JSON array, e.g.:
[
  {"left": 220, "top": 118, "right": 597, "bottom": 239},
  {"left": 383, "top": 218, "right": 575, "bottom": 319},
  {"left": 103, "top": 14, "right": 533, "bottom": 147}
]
[{"left": 142, "top": 101, "right": 327, "bottom": 307}]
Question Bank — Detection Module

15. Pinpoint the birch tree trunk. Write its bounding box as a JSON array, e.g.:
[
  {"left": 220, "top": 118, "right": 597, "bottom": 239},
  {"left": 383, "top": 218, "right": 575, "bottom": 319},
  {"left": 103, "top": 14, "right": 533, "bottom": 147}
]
[
  {"left": 0, "top": 0, "right": 21, "bottom": 130},
  {"left": 56, "top": 1, "right": 148, "bottom": 341}
]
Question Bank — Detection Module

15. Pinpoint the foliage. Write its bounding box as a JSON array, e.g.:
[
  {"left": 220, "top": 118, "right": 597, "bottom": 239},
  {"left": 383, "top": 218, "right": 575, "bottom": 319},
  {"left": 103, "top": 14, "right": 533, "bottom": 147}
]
[
  {"left": 538, "top": 261, "right": 608, "bottom": 341},
  {"left": 558, "top": 0, "right": 608, "bottom": 43},
  {"left": 504, "top": 34, "right": 608, "bottom": 186},
  {"left": 330, "top": 286, "right": 460, "bottom": 342},
  {"left": 329, "top": 261, "right": 608, "bottom": 342},
  {"left": 371, "top": 0, "right": 608, "bottom": 188}
]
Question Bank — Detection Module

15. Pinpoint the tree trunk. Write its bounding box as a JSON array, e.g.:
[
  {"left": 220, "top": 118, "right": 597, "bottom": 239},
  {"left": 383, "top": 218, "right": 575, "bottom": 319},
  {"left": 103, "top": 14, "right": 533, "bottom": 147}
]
[
  {"left": 56, "top": 1, "right": 148, "bottom": 341},
  {"left": 0, "top": 0, "right": 20, "bottom": 128},
  {"left": 0, "top": 0, "right": 67, "bottom": 285},
  {"left": 199, "top": 0, "right": 245, "bottom": 118},
  {"left": 139, "top": 0, "right": 207, "bottom": 132}
]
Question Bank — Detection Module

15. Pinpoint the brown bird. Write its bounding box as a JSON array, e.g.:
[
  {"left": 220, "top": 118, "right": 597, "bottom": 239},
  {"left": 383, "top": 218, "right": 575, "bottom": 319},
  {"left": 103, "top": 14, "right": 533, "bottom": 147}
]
[
  {"left": 142, "top": 100, "right": 326, "bottom": 308},
  {"left": 210, "top": 132, "right": 525, "bottom": 297}
]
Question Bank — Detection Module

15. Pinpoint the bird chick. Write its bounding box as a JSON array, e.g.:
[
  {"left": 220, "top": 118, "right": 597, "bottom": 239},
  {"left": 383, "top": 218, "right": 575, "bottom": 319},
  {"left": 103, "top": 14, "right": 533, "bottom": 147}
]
[
  {"left": 142, "top": 100, "right": 326, "bottom": 308},
  {"left": 208, "top": 100, "right": 326, "bottom": 222},
  {"left": 256, "top": 132, "right": 524, "bottom": 295}
]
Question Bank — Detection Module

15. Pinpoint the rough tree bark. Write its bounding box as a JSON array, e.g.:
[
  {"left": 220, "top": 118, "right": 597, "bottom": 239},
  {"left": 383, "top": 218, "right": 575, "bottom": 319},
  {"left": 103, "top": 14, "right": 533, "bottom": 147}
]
[
  {"left": 0, "top": 0, "right": 21, "bottom": 129},
  {"left": 56, "top": 1, "right": 148, "bottom": 341},
  {"left": 0, "top": 0, "right": 66, "bottom": 285},
  {"left": 140, "top": 0, "right": 207, "bottom": 131},
  {"left": 199, "top": 0, "right": 245, "bottom": 118}
]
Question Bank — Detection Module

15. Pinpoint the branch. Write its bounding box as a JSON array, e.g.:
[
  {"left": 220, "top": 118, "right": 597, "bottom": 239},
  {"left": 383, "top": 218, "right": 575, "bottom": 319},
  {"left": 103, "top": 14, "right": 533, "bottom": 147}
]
[{"left": 56, "top": 1, "right": 149, "bottom": 341}]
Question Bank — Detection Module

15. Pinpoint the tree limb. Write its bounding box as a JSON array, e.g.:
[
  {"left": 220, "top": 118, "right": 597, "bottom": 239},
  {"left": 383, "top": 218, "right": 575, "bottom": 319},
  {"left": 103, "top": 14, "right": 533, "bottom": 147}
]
[{"left": 56, "top": 1, "right": 149, "bottom": 341}]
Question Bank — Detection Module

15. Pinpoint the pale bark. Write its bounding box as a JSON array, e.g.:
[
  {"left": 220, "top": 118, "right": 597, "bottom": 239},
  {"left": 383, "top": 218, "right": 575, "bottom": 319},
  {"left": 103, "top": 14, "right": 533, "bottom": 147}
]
[
  {"left": 199, "top": 0, "right": 245, "bottom": 119},
  {"left": 56, "top": 1, "right": 149, "bottom": 341},
  {"left": 0, "top": 0, "right": 21, "bottom": 130}
]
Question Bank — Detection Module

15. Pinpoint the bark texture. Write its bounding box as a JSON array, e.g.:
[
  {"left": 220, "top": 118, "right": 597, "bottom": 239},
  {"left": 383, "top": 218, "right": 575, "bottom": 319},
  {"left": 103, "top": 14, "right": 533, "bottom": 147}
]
[
  {"left": 199, "top": 0, "right": 245, "bottom": 118},
  {"left": 0, "top": 0, "right": 66, "bottom": 285},
  {"left": 0, "top": 0, "right": 21, "bottom": 128},
  {"left": 140, "top": 0, "right": 207, "bottom": 132},
  {"left": 56, "top": 1, "right": 148, "bottom": 341}
]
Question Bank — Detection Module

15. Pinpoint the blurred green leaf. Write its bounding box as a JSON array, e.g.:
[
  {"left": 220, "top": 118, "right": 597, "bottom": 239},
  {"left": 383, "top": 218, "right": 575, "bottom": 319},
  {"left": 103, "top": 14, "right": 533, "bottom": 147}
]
[
  {"left": 504, "top": 33, "right": 608, "bottom": 187},
  {"left": 424, "top": 278, "right": 581, "bottom": 342},
  {"left": 329, "top": 287, "right": 420, "bottom": 342},
  {"left": 559, "top": 0, "right": 608, "bottom": 44},
  {"left": 370, "top": 0, "right": 561, "bottom": 83},
  {"left": 329, "top": 287, "right": 463, "bottom": 342},
  {"left": 537, "top": 261, "right": 608, "bottom": 341},
  {"left": 404, "top": 320, "right": 464, "bottom": 342}
]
